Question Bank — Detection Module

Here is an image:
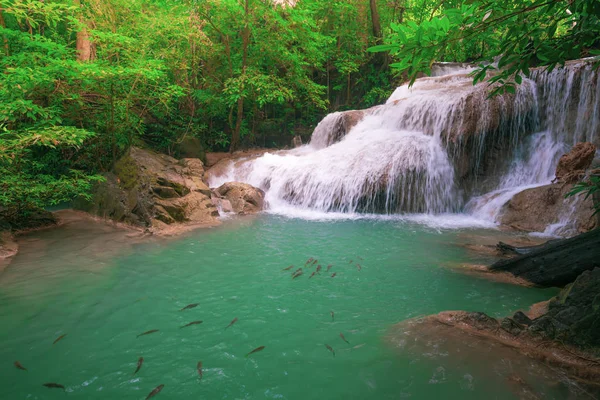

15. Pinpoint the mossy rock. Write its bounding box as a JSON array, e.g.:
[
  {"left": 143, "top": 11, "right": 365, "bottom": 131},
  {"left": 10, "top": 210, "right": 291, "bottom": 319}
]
[{"left": 114, "top": 154, "right": 140, "bottom": 190}]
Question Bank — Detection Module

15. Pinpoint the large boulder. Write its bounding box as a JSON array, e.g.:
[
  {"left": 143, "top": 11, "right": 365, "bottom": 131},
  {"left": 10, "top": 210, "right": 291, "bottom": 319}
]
[
  {"left": 212, "top": 182, "right": 265, "bottom": 214},
  {"left": 499, "top": 183, "right": 598, "bottom": 233},
  {"left": 75, "top": 147, "right": 219, "bottom": 234},
  {"left": 555, "top": 142, "right": 597, "bottom": 183}
]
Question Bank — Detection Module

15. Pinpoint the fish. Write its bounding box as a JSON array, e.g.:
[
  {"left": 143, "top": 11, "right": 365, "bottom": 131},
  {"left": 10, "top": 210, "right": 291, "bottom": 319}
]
[
  {"left": 181, "top": 320, "right": 203, "bottom": 328},
  {"left": 331, "top": 273, "right": 337, "bottom": 278},
  {"left": 348, "top": 260, "right": 353, "bottom": 264},
  {"left": 134, "top": 357, "right": 144, "bottom": 375},
  {"left": 356, "top": 264, "right": 362, "bottom": 271},
  {"left": 53, "top": 334, "right": 67, "bottom": 345},
  {"left": 339, "top": 333, "right": 350, "bottom": 344},
  {"left": 137, "top": 329, "right": 159, "bottom": 338},
  {"left": 225, "top": 317, "right": 238, "bottom": 330},
  {"left": 197, "top": 361, "right": 203, "bottom": 380},
  {"left": 309, "top": 271, "right": 316, "bottom": 279},
  {"left": 316, "top": 265, "right": 322, "bottom": 273},
  {"left": 312, "top": 259, "right": 318, "bottom": 265},
  {"left": 326, "top": 264, "right": 333, "bottom": 272},
  {"left": 352, "top": 343, "right": 366, "bottom": 349},
  {"left": 180, "top": 303, "right": 199, "bottom": 311},
  {"left": 357, "top": 256, "right": 364, "bottom": 260},
  {"left": 14, "top": 361, "right": 27, "bottom": 371},
  {"left": 325, "top": 344, "right": 335, "bottom": 357},
  {"left": 330, "top": 311, "right": 334, "bottom": 321},
  {"left": 145, "top": 384, "right": 164, "bottom": 400},
  {"left": 282, "top": 265, "right": 294, "bottom": 271},
  {"left": 43, "top": 383, "right": 65, "bottom": 390},
  {"left": 245, "top": 346, "right": 265, "bottom": 357},
  {"left": 305, "top": 257, "right": 314, "bottom": 265},
  {"left": 292, "top": 270, "right": 304, "bottom": 279}
]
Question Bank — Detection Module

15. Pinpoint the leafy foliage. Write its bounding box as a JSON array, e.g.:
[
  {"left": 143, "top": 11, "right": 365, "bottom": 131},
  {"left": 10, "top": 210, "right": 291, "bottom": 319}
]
[{"left": 567, "top": 175, "right": 600, "bottom": 216}]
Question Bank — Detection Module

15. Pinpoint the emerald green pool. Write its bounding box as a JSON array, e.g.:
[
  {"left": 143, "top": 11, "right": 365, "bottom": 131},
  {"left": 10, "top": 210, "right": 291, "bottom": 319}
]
[{"left": 0, "top": 214, "right": 564, "bottom": 399}]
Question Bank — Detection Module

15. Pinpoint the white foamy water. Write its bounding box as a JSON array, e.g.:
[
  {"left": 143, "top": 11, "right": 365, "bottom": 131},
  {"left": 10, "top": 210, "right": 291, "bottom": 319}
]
[{"left": 208, "top": 61, "right": 599, "bottom": 234}]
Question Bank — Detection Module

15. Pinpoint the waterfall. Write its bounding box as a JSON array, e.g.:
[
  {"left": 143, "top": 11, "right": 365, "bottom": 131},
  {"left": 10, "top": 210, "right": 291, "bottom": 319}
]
[{"left": 208, "top": 60, "right": 599, "bottom": 231}]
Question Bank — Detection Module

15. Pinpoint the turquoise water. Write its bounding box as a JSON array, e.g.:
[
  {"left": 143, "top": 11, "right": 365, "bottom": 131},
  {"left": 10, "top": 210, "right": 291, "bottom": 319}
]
[{"left": 0, "top": 215, "right": 561, "bottom": 399}]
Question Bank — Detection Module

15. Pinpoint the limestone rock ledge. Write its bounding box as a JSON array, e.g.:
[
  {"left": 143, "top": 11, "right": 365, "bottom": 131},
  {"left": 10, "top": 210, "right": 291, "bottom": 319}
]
[{"left": 75, "top": 147, "right": 220, "bottom": 235}]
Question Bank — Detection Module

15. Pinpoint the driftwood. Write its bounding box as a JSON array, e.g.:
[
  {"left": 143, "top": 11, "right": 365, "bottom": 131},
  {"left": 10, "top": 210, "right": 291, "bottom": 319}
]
[
  {"left": 489, "top": 229, "right": 600, "bottom": 287},
  {"left": 496, "top": 239, "right": 561, "bottom": 256}
]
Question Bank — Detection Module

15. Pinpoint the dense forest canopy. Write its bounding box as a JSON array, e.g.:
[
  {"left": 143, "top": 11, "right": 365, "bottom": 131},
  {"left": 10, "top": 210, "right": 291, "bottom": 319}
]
[{"left": 1, "top": 0, "right": 599, "bottom": 220}]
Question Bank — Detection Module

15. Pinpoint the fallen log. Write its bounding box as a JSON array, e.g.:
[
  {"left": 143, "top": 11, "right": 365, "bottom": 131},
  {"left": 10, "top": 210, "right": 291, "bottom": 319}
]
[
  {"left": 496, "top": 239, "right": 561, "bottom": 256},
  {"left": 489, "top": 229, "right": 600, "bottom": 287}
]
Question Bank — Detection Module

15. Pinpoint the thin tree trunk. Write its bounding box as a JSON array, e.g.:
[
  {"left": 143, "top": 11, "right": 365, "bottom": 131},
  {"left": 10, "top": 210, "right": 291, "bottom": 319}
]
[
  {"left": 74, "top": 0, "right": 96, "bottom": 62},
  {"left": 0, "top": 7, "right": 8, "bottom": 56},
  {"left": 369, "top": 0, "right": 382, "bottom": 42}
]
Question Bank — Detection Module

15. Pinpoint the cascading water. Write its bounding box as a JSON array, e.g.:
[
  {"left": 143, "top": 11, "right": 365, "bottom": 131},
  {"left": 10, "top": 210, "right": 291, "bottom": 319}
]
[{"left": 208, "top": 60, "right": 599, "bottom": 233}]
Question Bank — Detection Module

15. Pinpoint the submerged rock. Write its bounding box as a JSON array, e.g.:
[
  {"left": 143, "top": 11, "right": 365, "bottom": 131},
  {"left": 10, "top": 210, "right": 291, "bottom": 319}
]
[
  {"left": 212, "top": 182, "right": 265, "bottom": 214},
  {"left": 75, "top": 147, "right": 219, "bottom": 234}
]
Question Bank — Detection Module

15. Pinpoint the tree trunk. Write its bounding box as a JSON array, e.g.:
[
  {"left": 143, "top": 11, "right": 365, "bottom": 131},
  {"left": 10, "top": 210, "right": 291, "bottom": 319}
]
[
  {"left": 0, "top": 7, "right": 9, "bottom": 56},
  {"left": 369, "top": 0, "right": 382, "bottom": 42},
  {"left": 74, "top": 0, "right": 96, "bottom": 62},
  {"left": 489, "top": 229, "right": 600, "bottom": 287},
  {"left": 230, "top": 0, "right": 250, "bottom": 153}
]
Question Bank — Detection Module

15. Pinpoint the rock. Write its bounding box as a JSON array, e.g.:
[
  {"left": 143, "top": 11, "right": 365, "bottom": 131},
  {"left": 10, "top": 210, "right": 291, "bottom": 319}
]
[
  {"left": 292, "top": 135, "right": 302, "bottom": 148},
  {"left": 213, "top": 182, "right": 265, "bottom": 214},
  {"left": 555, "top": 142, "right": 597, "bottom": 183},
  {"left": 175, "top": 136, "right": 207, "bottom": 164},
  {"left": 512, "top": 311, "right": 533, "bottom": 326},
  {"left": 499, "top": 182, "right": 598, "bottom": 233},
  {"left": 529, "top": 268, "right": 600, "bottom": 352},
  {"left": 489, "top": 228, "right": 600, "bottom": 287},
  {"left": 0, "top": 230, "right": 18, "bottom": 272},
  {"left": 75, "top": 147, "right": 220, "bottom": 234}
]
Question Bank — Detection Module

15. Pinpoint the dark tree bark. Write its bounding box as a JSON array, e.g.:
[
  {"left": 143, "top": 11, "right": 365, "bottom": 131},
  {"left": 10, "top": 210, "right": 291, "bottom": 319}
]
[
  {"left": 489, "top": 229, "right": 600, "bottom": 287},
  {"left": 369, "top": 0, "right": 382, "bottom": 42},
  {"left": 0, "top": 7, "right": 9, "bottom": 56}
]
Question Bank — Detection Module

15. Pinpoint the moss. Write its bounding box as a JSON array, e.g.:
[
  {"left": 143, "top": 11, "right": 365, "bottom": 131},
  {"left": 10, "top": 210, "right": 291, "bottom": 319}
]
[{"left": 114, "top": 155, "right": 140, "bottom": 190}]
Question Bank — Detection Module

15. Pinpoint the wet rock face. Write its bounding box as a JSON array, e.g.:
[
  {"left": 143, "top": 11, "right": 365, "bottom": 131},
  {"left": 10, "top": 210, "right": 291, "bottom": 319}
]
[
  {"left": 75, "top": 147, "right": 219, "bottom": 232},
  {"left": 530, "top": 268, "right": 600, "bottom": 352},
  {"left": 555, "top": 142, "right": 597, "bottom": 184},
  {"left": 499, "top": 183, "right": 598, "bottom": 233},
  {"left": 212, "top": 182, "right": 265, "bottom": 214}
]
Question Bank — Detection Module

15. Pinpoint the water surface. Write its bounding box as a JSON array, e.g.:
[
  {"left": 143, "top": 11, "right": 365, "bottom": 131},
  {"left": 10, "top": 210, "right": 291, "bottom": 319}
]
[{"left": 1, "top": 215, "right": 559, "bottom": 399}]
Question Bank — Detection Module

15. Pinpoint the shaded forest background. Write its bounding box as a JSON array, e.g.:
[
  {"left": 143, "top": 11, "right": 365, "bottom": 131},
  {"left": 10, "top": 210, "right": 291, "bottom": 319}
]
[{"left": 1, "top": 0, "right": 598, "bottom": 219}]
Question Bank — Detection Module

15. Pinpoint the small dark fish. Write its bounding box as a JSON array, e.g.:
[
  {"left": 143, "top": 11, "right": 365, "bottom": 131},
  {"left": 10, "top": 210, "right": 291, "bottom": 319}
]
[
  {"left": 292, "top": 270, "right": 304, "bottom": 279},
  {"left": 309, "top": 271, "right": 316, "bottom": 279},
  {"left": 312, "top": 259, "right": 318, "bottom": 265},
  {"left": 305, "top": 257, "right": 314, "bottom": 265},
  {"left": 326, "top": 264, "right": 333, "bottom": 272},
  {"left": 348, "top": 260, "right": 353, "bottom": 264},
  {"left": 325, "top": 344, "right": 335, "bottom": 357},
  {"left": 245, "top": 345, "right": 265, "bottom": 357},
  {"left": 197, "top": 361, "right": 203, "bottom": 380},
  {"left": 356, "top": 264, "right": 362, "bottom": 271},
  {"left": 330, "top": 311, "right": 334, "bottom": 321},
  {"left": 53, "top": 334, "right": 67, "bottom": 345},
  {"left": 357, "top": 256, "right": 364, "bottom": 261},
  {"left": 43, "top": 383, "right": 65, "bottom": 390},
  {"left": 181, "top": 320, "right": 203, "bottom": 328},
  {"left": 282, "top": 265, "right": 294, "bottom": 271},
  {"left": 316, "top": 265, "right": 322, "bottom": 273},
  {"left": 134, "top": 357, "right": 144, "bottom": 375},
  {"left": 180, "top": 303, "right": 199, "bottom": 311},
  {"left": 137, "top": 329, "right": 159, "bottom": 338},
  {"left": 14, "top": 361, "right": 27, "bottom": 371},
  {"left": 331, "top": 273, "right": 337, "bottom": 278},
  {"left": 340, "top": 333, "right": 350, "bottom": 344},
  {"left": 145, "top": 384, "right": 164, "bottom": 400},
  {"left": 225, "top": 317, "right": 238, "bottom": 330}
]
